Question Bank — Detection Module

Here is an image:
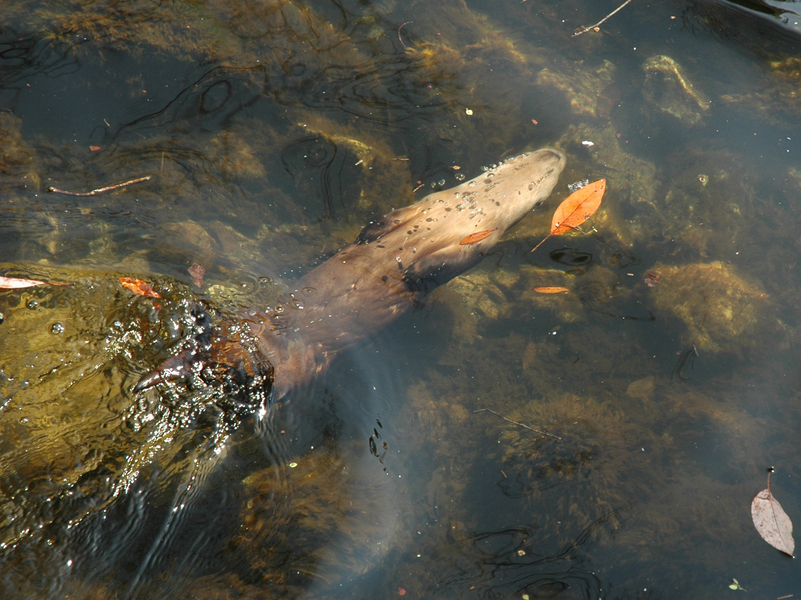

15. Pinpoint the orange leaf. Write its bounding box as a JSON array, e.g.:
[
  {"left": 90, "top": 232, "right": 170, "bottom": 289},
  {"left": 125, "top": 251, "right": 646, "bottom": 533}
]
[
  {"left": 0, "top": 276, "right": 47, "bottom": 289},
  {"left": 460, "top": 229, "right": 496, "bottom": 246},
  {"left": 551, "top": 179, "right": 606, "bottom": 235},
  {"left": 119, "top": 277, "right": 161, "bottom": 298},
  {"left": 534, "top": 286, "right": 569, "bottom": 294}
]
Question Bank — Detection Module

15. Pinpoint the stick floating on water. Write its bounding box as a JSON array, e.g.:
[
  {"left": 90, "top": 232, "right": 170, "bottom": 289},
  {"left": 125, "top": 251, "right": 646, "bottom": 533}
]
[
  {"left": 47, "top": 175, "right": 152, "bottom": 197},
  {"left": 572, "top": 0, "right": 634, "bottom": 38}
]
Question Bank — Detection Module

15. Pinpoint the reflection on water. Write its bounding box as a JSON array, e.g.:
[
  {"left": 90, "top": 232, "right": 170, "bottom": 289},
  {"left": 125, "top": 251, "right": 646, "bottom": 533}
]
[{"left": 3, "top": 0, "right": 801, "bottom": 598}]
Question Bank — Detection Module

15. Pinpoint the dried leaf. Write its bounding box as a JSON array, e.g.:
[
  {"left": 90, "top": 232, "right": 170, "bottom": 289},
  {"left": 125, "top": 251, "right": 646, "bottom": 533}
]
[
  {"left": 534, "top": 286, "right": 569, "bottom": 294},
  {"left": 119, "top": 277, "right": 161, "bottom": 298},
  {"left": 530, "top": 179, "right": 606, "bottom": 253},
  {"left": 551, "top": 179, "right": 606, "bottom": 235},
  {"left": 0, "top": 276, "right": 47, "bottom": 289},
  {"left": 752, "top": 488, "right": 795, "bottom": 557},
  {"left": 459, "top": 229, "right": 496, "bottom": 246},
  {"left": 188, "top": 263, "right": 206, "bottom": 288}
]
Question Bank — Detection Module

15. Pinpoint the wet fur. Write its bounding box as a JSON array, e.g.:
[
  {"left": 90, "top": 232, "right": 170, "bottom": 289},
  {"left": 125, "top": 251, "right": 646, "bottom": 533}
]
[{"left": 137, "top": 149, "right": 567, "bottom": 399}]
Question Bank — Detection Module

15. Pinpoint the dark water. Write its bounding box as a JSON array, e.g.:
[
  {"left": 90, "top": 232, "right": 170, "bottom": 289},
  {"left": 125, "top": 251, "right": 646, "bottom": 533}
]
[{"left": 2, "top": 0, "right": 801, "bottom": 598}]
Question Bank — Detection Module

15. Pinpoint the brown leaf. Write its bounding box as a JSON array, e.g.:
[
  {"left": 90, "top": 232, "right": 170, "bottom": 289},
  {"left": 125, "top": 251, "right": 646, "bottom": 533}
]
[
  {"left": 0, "top": 276, "right": 47, "bottom": 289},
  {"left": 119, "top": 277, "right": 161, "bottom": 298},
  {"left": 752, "top": 487, "right": 795, "bottom": 557},
  {"left": 459, "top": 229, "right": 496, "bottom": 246},
  {"left": 551, "top": 179, "right": 606, "bottom": 235},
  {"left": 188, "top": 262, "right": 205, "bottom": 288},
  {"left": 534, "top": 286, "right": 569, "bottom": 294}
]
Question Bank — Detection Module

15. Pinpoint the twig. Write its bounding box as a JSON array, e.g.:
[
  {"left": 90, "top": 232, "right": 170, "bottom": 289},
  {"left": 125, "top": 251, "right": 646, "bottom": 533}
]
[
  {"left": 474, "top": 408, "right": 561, "bottom": 441},
  {"left": 398, "top": 21, "right": 413, "bottom": 49},
  {"left": 572, "top": 0, "right": 634, "bottom": 38},
  {"left": 47, "top": 175, "right": 152, "bottom": 197}
]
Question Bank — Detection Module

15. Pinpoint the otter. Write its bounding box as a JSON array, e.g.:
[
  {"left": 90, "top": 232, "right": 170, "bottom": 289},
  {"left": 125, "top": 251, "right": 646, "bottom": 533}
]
[{"left": 135, "top": 148, "right": 567, "bottom": 400}]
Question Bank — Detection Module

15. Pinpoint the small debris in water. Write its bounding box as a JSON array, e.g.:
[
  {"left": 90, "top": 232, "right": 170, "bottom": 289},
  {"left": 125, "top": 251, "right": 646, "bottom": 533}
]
[
  {"left": 644, "top": 271, "right": 660, "bottom": 287},
  {"left": 568, "top": 179, "right": 589, "bottom": 193}
]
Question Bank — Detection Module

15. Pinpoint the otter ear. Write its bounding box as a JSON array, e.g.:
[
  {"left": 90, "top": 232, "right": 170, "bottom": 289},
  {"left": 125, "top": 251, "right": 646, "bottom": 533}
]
[
  {"left": 402, "top": 247, "right": 483, "bottom": 295},
  {"left": 356, "top": 204, "right": 422, "bottom": 244}
]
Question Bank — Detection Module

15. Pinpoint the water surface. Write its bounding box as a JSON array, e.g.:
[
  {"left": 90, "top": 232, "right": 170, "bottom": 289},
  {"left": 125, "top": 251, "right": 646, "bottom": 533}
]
[{"left": 2, "top": 0, "right": 801, "bottom": 598}]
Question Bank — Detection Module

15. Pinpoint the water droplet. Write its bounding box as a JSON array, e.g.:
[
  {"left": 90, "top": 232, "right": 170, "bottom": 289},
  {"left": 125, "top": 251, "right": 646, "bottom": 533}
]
[
  {"left": 454, "top": 192, "right": 461, "bottom": 199},
  {"left": 50, "top": 322, "right": 65, "bottom": 334},
  {"left": 469, "top": 181, "right": 477, "bottom": 187},
  {"left": 455, "top": 173, "right": 465, "bottom": 181},
  {"left": 27, "top": 300, "right": 38, "bottom": 310},
  {"left": 438, "top": 179, "right": 446, "bottom": 186}
]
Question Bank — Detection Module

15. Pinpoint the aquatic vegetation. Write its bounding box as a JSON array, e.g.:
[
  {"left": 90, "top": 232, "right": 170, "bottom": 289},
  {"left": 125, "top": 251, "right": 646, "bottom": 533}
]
[
  {"left": 537, "top": 60, "right": 617, "bottom": 117},
  {"left": 642, "top": 55, "right": 711, "bottom": 125},
  {"left": 649, "top": 260, "right": 769, "bottom": 352}
]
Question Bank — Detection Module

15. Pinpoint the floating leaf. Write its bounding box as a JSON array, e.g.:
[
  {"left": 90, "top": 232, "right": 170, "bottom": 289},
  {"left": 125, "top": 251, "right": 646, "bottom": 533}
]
[
  {"left": 0, "top": 276, "right": 47, "bottom": 289},
  {"left": 188, "top": 262, "right": 206, "bottom": 288},
  {"left": 534, "top": 286, "right": 569, "bottom": 294},
  {"left": 460, "top": 229, "right": 496, "bottom": 246},
  {"left": 531, "top": 179, "right": 606, "bottom": 253},
  {"left": 119, "top": 277, "right": 161, "bottom": 298},
  {"left": 751, "top": 469, "right": 795, "bottom": 557}
]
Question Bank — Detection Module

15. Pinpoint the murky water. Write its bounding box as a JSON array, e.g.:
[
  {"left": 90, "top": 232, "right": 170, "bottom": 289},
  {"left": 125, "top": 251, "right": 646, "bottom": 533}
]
[{"left": 2, "top": 0, "right": 801, "bottom": 598}]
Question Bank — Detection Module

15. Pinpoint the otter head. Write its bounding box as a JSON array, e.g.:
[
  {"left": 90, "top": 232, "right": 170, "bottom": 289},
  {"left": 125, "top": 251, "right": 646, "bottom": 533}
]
[{"left": 356, "top": 148, "right": 567, "bottom": 295}]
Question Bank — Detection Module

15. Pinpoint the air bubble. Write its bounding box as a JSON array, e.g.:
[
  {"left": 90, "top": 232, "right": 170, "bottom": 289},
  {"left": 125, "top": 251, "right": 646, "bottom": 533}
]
[
  {"left": 455, "top": 173, "right": 465, "bottom": 181},
  {"left": 50, "top": 323, "right": 65, "bottom": 334}
]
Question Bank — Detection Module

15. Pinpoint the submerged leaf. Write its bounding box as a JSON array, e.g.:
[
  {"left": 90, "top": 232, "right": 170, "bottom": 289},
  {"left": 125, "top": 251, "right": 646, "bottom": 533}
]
[
  {"left": 0, "top": 276, "right": 47, "bottom": 289},
  {"left": 551, "top": 179, "right": 606, "bottom": 235},
  {"left": 460, "top": 229, "right": 496, "bottom": 245},
  {"left": 119, "top": 277, "right": 161, "bottom": 298},
  {"left": 752, "top": 488, "right": 795, "bottom": 557},
  {"left": 534, "top": 286, "right": 569, "bottom": 294},
  {"left": 188, "top": 262, "right": 206, "bottom": 288}
]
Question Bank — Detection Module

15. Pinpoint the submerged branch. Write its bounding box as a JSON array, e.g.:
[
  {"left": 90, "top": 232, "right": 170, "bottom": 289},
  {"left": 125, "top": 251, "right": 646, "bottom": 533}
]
[
  {"left": 47, "top": 175, "right": 152, "bottom": 197},
  {"left": 474, "top": 408, "right": 561, "bottom": 441}
]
